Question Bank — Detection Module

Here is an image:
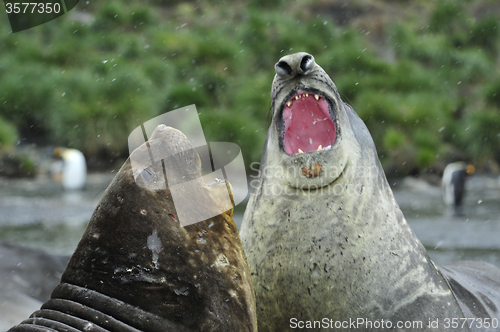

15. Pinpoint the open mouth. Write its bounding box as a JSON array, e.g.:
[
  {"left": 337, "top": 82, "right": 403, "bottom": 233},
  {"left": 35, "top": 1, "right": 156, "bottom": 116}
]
[{"left": 281, "top": 89, "right": 337, "bottom": 155}]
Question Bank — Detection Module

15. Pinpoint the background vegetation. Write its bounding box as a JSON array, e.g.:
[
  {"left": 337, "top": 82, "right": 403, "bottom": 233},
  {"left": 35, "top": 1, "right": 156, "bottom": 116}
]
[{"left": 1, "top": 0, "right": 499, "bottom": 176}]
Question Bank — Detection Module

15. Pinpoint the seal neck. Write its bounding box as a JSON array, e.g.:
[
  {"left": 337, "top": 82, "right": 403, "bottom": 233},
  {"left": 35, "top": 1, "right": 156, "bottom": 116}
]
[{"left": 9, "top": 283, "right": 181, "bottom": 332}]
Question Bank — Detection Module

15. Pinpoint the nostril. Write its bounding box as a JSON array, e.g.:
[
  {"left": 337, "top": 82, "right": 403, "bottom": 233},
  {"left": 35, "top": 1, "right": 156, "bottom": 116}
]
[
  {"left": 275, "top": 61, "right": 293, "bottom": 78},
  {"left": 300, "top": 55, "right": 314, "bottom": 73}
]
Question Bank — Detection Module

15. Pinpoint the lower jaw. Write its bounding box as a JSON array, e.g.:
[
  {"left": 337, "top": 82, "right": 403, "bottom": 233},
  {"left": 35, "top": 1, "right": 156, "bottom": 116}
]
[{"left": 285, "top": 162, "right": 347, "bottom": 191}]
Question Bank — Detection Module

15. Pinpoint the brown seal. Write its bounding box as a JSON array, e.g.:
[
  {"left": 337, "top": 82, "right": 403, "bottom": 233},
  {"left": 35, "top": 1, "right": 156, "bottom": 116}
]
[{"left": 9, "top": 125, "right": 257, "bottom": 332}]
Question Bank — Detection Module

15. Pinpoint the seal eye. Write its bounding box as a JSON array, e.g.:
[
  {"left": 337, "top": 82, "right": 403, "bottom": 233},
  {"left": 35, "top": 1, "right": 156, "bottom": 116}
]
[{"left": 275, "top": 61, "right": 293, "bottom": 79}]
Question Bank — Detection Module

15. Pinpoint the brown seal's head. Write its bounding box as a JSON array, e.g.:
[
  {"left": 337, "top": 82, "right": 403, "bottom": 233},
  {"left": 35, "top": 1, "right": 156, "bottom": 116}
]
[{"left": 130, "top": 124, "right": 234, "bottom": 225}]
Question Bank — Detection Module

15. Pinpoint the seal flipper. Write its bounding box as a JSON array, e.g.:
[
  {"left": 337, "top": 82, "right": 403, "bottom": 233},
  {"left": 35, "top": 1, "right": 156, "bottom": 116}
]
[
  {"left": 9, "top": 126, "right": 257, "bottom": 332},
  {"left": 440, "top": 261, "right": 500, "bottom": 327}
]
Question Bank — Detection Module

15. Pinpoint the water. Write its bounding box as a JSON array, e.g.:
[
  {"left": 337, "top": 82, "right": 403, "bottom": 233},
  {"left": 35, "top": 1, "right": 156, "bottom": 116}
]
[
  {"left": 390, "top": 176, "right": 500, "bottom": 267},
  {"left": 1, "top": 173, "right": 499, "bottom": 267},
  {"left": 0, "top": 173, "right": 113, "bottom": 255}
]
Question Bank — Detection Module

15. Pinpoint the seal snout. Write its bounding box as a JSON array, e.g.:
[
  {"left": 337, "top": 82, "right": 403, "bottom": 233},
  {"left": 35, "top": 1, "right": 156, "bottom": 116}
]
[
  {"left": 269, "top": 52, "right": 348, "bottom": 188},
  {"left": 275, "top": 52, "right": 316, "bottom": 79}
]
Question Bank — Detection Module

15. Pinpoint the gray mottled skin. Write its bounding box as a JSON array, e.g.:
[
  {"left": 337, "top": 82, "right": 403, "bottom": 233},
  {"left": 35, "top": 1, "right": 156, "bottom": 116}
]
[
  {"left": 9, "top": 126, "right": 257, "bottom": 332},
  {"left": 240, "top": 52, "right": 500, "bottom": 331}
]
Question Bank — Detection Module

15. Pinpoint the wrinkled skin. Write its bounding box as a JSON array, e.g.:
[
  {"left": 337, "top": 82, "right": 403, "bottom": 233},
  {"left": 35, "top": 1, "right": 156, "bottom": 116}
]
[
  {"left": 10, "top": 126, "right": 257, "bottom": 332},
  {"left": 240, "top": 52, "right": 500, "bottom": 332}
]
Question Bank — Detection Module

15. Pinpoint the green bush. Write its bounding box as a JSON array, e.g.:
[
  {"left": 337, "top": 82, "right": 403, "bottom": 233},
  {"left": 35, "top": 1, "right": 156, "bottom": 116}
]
[
  {"left": 162, "top": 83, "right": 211, "bottom": 111},
  {"left": 200, "top": 110, "right": 266, "bottom": 167},
  {"left": 0, "top": 63, "right": 55, "bottom": 133},
  {"left": 233, "top": 72, "right": 272, "bottom": 121},
  {"left": 416, "top": 147, "right": 436, "bottom": 168},
  {"left": 452, "top": 48, "right": 492, "bottom": 83},
  {"left": 383, "top": 128, "right": 405, "bottom": 152},
  {"left": 129, "top": 6, "right": 158, "bottom": 28},
  {"left": 92, "top": 1, "right": 128, "bottom": 31},
  {"left": 413, "top": 128, "right": 438, "bottom": 151},
  {"left": 249, "top": 0, "right": 283, "bottom": 9},
  {"left": 484, "top": 78, "right": 500, "bottom": 109},
  {"left": 0, "top": 116, "right": 18, "bottom": 148},
  {"left": 467, "top": 16, "right": 499, "bottom": 56},
  {"left": 355, "top": 92, "right": 406, "bottom": 125},
  {"left": 428, "top": 1, "right": 466, "bottom": 34},
  {"left": 464, "top": 110, "right": 500, "bottom": 162}
]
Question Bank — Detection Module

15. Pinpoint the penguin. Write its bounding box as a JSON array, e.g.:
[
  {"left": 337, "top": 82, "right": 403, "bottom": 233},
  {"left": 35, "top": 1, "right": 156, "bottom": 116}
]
[
  {"left": 442, "top": 161, "right": 475, "bottom": 215},
  {"left": 51, "top": 147, "right": 87, "bottom": 190}
]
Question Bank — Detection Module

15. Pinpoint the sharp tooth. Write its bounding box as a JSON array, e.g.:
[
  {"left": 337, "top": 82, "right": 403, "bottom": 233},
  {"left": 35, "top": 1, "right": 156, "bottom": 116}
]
[
  {"left": 298, "top": 148, "right": 304, "bottom": 154},
  {"left": 305, "top": 93, "right": 309, "bottom": 97},
  {"left": 314, "top": 94, "right": 319, "bottom": 100},
  {"left": 295, "top": 95, "right": 300, "bottom": 100},
  {"left": 317, "top": 145, "right": 323, "bottom": 151},
  {"left": 287, "top": 100, "right": 292, "bottom": 107}
]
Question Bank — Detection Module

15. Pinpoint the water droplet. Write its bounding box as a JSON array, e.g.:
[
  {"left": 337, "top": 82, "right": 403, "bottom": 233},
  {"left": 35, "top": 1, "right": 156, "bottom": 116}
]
[
  {"left": 215, "top": 253, "right": 229, "bottom": 267},
  {"left": 478, "top": 199, "right": 483, "bottom": 204},
  {"left": 83, "top": 322, "right": 94, "bottom": 331},
  {"left": 102, "top": 60, "right": 108, "bottom": 64},
  {"left": 174, "top": 286, "right": 189, "bottom": 296},
  {"left": 147, "top": 230, "right": 163, "bottom": 269}
]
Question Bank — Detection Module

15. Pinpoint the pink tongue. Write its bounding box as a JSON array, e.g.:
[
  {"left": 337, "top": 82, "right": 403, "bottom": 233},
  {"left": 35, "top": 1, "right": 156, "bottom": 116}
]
[{"left": 283, "top": 94, "right": 336, "bottom": 155}]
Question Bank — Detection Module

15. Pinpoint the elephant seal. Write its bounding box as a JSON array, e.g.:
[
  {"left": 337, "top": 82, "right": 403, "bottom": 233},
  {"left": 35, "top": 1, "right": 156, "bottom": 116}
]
[
  {"left": 240, "top": 52, "right": 500, "bottom": 331},
  {"left": 9, "top": 125, "right": 257, "bottom": 332}
]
